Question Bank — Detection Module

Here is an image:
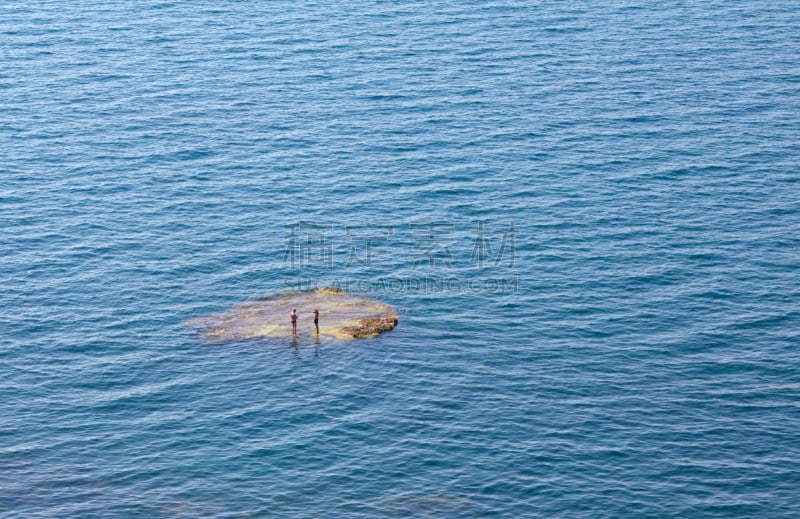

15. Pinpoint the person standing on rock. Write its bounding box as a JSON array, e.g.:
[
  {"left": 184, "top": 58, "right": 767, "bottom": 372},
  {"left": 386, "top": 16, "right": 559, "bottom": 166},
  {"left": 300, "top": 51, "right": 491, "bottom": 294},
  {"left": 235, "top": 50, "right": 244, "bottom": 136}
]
[
  {"left": 313, "top": 308, "right": 319, "bottom": 335},
  {"left": 290, "top": 308, "right": 298, "bottom": 335}
]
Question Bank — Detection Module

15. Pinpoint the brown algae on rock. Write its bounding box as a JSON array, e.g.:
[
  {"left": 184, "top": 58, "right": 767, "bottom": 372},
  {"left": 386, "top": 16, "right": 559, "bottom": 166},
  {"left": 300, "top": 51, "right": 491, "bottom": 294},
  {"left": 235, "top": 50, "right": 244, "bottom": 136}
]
[
  {"left": 340, "top": 317, "right": 400, "bottom": 338},
  {"left": 186, "top": 287, "right": 398, "bottom": 341}
]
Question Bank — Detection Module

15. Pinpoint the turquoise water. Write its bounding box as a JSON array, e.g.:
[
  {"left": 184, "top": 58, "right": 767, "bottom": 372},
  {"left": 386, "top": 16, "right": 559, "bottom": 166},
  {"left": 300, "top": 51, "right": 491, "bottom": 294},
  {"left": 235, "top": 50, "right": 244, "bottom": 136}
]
[{"left": 2, "top": 1, "right": 799, "bottom": 516}]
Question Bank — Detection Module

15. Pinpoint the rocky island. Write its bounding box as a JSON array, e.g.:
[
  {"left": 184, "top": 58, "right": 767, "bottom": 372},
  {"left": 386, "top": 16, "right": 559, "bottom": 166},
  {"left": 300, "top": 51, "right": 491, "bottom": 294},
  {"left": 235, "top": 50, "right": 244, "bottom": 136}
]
[{"left": 186, "top": 287, "right": 399, "bottom": 341}]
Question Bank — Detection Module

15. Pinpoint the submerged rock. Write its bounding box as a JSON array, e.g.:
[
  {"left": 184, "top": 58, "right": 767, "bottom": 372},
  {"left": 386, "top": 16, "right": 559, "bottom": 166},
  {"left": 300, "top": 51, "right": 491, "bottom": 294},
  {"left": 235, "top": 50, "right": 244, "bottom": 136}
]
[{"left": 186, "top": 287, "right": 398, "bottom": 341}]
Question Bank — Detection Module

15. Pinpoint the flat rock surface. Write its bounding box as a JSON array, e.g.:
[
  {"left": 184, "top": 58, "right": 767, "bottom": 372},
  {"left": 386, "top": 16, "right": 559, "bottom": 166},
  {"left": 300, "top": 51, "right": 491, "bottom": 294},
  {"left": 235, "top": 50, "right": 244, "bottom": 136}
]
[{"left": 186, "top": 288, "right": 399, "bottom": 341}]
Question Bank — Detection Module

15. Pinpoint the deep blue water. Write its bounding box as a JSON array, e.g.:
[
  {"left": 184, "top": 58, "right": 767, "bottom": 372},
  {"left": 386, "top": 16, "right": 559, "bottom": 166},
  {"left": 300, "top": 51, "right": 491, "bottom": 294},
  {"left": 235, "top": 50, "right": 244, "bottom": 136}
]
[{"left": 2, "top": 1, "right": 800, "bottom": 517}]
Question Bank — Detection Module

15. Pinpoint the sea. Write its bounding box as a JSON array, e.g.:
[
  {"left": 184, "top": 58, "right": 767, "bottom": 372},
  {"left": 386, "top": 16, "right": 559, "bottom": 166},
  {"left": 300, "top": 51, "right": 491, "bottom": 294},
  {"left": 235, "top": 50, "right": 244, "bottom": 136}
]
[{"left": 2, "top": 1, "right": 799, "bottom": 517}]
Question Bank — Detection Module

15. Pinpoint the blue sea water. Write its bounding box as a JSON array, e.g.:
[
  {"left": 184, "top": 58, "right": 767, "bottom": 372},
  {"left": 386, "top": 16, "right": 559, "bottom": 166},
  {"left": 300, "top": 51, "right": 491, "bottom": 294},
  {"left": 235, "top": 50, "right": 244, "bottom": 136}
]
[{"left": 2, "top": 0, "right": 799, "bottom": 516}]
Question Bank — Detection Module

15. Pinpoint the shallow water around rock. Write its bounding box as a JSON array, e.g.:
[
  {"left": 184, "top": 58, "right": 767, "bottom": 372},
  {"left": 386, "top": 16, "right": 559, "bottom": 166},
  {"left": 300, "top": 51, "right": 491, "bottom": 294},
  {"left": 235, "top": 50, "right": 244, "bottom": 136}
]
[{"left": 186, "top": 288, "right": 399, "bottom": 341}]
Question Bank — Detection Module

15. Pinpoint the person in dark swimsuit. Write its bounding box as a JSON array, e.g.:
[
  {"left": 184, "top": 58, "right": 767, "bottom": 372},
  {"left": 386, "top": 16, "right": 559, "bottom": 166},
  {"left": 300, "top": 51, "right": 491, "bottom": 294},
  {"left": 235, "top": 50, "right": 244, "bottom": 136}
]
[
  {"left": 290, "top": 308, "right": 298, "bottom": 335},
  {"left": 313, "top": 308, "right": 319, "bottom": 335}
]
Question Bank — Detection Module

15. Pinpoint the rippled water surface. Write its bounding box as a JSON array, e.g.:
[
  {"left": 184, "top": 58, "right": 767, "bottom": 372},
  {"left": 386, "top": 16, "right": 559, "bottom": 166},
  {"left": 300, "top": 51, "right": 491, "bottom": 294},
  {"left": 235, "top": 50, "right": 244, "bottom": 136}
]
[{"left": 2, "top": 1, "right": 799, "bottom": 517}]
